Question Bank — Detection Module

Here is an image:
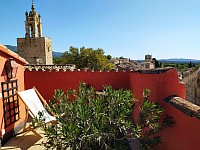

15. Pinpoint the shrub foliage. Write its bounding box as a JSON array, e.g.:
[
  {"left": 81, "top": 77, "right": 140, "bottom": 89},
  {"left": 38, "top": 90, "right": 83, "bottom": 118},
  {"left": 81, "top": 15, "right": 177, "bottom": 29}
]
[{"left": 36, "top": 83, "right": 174, "bottom": 150}]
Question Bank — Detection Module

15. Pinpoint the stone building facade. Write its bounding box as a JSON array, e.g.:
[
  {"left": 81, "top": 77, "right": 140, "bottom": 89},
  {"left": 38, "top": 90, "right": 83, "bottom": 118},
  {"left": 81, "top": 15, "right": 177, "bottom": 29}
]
[
  {"left": 182, "top": 67, "right": 200, "bottom": 106},
  {"left": 17, "top": 1, "right": 53, "bottom": 65},
  {"left": 140, "top": 54, "right": 155, "bottom": 69}
]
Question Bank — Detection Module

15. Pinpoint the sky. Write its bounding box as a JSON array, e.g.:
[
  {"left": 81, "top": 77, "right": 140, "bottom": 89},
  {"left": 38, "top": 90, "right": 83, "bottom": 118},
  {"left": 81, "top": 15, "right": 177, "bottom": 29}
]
[{"left": 1, "top": 0, "right": 200, "bottom": 60}]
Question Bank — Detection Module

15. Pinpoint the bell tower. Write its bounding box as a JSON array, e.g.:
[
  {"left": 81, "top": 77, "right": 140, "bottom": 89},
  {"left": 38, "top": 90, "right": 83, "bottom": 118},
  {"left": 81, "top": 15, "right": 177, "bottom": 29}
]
[
  {"left": 17, "top": 0, "right": 53, "bottom": 65},
  {"left": 25, "top": 0, "right": 42, "bottom": 38}
]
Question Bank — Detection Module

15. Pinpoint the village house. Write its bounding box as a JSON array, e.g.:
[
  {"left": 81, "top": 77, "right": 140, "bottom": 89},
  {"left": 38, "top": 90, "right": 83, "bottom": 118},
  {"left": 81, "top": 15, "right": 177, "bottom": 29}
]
[{"left": 0, "top": 44, "right": 27, "bottom": 145}]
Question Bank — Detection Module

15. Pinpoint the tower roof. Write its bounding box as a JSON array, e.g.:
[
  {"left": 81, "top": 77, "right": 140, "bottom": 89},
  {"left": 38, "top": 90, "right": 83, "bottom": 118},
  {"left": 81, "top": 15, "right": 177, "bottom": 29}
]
[
  {"left": 24, "top": 0, "right": 42, "bottom": 38},
  {"left": 28, "top": 0, "right": 38, "bottom": 17}
]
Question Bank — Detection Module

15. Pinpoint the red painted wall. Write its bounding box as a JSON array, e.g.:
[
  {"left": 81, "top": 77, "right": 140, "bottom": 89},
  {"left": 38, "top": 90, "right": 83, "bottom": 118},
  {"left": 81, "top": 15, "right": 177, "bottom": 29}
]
[
  {"left": 24, "top": 68, "right": 200, "bottom": 150},
  {"left": 25, "top": 70, "right": 130, "bottom": 101},
  {"left": 128, "top": 69, "right": 200, "bottom": 150},
  {"left": 129, "top": 69, "right": 185, "bottom": 103},
  {"left": 156, "top": 102, "right": 200, "bottom": 150}
]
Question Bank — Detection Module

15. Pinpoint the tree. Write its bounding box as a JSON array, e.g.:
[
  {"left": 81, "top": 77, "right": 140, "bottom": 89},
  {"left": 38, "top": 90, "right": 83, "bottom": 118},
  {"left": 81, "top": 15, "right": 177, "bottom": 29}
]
[
  {"left": 188, "top": 61, "right": 192, "bottom": 68},
  {"left": 106, "top": 55, "right": 112, "bottom": 60},
  {"left": 55, "top": 46, "right": 114, "bottom": 70},
  {"left": 159, "top": 62, "right": 162, "bottom": 68},
  {"left": 53, "top": 57, "right": 65, "bottom": 64},
  {"left": 152, "top": 58, "right": 160, "bottom": 68}
]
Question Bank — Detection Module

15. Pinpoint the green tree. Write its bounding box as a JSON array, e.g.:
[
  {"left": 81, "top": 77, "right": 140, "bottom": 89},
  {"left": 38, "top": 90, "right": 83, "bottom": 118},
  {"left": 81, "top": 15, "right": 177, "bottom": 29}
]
[
  {"left": 106, "top": 55, "right": 112, "bottom": 60},
  {"left": 53, "top": 57, "right": 65, "bottom": 64},
  {"left": 152, "top": 58, "right": 160, "bottom": 68},
  {"left": 56, "top": 46, "right": 114, "bottom": 70},
  {"left": 159, "top": 62, "right": 162, "bottom": 68},
  {"left": 188, "top": 61, "right": 192, "bottom": 68}
]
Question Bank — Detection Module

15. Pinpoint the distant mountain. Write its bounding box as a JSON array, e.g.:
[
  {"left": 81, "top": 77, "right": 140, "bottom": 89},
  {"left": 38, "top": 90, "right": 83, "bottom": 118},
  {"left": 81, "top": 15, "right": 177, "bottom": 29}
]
[
  {"left": 5, "top": 45, "right": 17, "bottom": 52},
  {"left": 4, "top": 45, "right": 63, "bottom": 58},
  {"left": 159, "top": 58, "right": 200, "bottom": 63},
  {"left": 52, "top": 51, "right": 63, "bottom": 57},
  {"left": 4, "top": 45, "right": 200, "bottom": 62}
]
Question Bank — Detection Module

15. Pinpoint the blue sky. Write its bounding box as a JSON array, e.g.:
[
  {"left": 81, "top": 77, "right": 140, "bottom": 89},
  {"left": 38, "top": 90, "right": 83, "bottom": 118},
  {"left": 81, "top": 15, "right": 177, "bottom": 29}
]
[{"left": 1, "top": 0, "right": 200, "bottom": 60}]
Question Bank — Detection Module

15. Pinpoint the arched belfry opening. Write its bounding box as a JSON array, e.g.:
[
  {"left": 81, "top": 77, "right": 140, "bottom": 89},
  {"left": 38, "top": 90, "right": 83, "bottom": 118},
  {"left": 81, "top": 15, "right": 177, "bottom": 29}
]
[{"left": 25, "top": 1, "right": 42, "bottom": 38}]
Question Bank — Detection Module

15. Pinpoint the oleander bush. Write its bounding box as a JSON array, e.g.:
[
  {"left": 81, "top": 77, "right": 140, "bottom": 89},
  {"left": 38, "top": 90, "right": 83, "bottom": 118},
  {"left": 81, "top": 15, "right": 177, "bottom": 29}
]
[
  {"left": 35, "top": 83, "right": 174, "bottom": 150},
  {"left": 134, "top": 89, "right": 175, "bottom": 149}
]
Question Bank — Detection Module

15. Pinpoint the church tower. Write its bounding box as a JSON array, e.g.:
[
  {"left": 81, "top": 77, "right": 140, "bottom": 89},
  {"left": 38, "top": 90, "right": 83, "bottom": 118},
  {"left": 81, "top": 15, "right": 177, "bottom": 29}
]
[{"left": 17, "top": 1, "right": 53, "bottom": 65}]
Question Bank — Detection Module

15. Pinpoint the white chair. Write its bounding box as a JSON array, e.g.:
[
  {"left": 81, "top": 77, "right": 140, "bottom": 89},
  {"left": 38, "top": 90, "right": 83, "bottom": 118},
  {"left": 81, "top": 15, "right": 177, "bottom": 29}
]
[{"left": 16, "top": 87, "right": 56, "bottom": 131}]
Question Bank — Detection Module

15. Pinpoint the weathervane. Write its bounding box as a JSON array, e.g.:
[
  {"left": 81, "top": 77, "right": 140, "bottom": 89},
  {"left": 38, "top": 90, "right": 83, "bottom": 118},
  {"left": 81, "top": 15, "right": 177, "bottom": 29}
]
[{"left": 32, "top": 0, "right": 34, "bottom": 5}]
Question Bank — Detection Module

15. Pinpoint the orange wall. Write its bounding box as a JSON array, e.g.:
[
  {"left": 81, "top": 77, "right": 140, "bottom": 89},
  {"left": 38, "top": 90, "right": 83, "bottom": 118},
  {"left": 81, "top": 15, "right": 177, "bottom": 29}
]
[{"left": 0, "top": 50, "right": 26, "bottom": 137}]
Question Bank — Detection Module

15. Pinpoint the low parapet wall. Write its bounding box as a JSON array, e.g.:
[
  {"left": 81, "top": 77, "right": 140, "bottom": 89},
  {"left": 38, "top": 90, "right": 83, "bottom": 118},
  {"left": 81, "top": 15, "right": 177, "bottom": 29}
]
[
  {"left": 24, "top": 67, "right": 185, "bottom": 102},
  {"left": 156, "top": 96, "right": 200, "bottom": 150},
  {"left": 165, "top": 96, "right": 200, "bottom": 119},
  {"left": 129, "top": 68, "right": 186, "bottom": 104},
  {"left": 25, "top": 67, "right": 130, "bottom": 101},
  {"left": 25, "top": 66, "right": 200, "bottom": 150}
]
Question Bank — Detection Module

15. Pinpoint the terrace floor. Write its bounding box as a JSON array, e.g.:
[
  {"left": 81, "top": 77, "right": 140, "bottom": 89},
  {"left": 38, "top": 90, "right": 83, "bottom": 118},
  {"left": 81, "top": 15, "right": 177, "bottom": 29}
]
[
  {"left": 1, "top": 117, "right": 46, "bottom": 150},
  {"left": 1, "top": 128, "right": 46, "bottom": 150},
  {"left": 1, "top": 118, "right": 141, "bottom": 150}
]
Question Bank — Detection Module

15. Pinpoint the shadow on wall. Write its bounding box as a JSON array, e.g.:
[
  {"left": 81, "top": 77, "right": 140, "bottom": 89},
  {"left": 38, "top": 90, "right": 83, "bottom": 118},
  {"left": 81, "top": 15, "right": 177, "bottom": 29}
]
[{"left": 1, "top": 64, "right": 7, "bottom": 81}]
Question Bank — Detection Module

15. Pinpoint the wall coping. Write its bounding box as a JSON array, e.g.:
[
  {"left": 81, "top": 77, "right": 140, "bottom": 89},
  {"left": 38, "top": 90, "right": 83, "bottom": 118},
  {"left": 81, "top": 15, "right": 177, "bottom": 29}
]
[
  {"left": 131, "top": 67, "right": 175, "bottom": 74},
  {"left": 24, "top": 65, "right": 131, "bottom": 72},
  {"left": 24, "top": 65, "right": 176, "bottom": 73},
  {"left": 165, "top": 96, "right": 200, "bottom": 119},
  {"left": 25, "top": 64, "right": 76, "bottom": 72}
]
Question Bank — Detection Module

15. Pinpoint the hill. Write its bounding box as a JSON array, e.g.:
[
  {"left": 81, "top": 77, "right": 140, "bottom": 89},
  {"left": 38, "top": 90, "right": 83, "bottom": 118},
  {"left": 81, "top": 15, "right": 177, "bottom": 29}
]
[
  {"left": 52, "top": 51, "right": 63, "bottom": 57},
  {"left": 159, "top": 58, "right": 200, "bottom": 63},
  {"left": 5, "top": 45, "right": 17, "bottom": 52},
  {"left": 4, "top": 45, "right": 63, "bottom": 58},
  {"left": 4, "top": 45, "right": 200, "bottom": 62}
]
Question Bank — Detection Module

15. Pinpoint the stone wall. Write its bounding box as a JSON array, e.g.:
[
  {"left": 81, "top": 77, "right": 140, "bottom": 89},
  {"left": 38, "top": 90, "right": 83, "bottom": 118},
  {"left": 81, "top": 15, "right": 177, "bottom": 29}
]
[
  {"left": 182, "top": 67, "right": 200, "bottom": 105},
  {"left": 17, "top": 37, "right": 53, "bottom": 65}
]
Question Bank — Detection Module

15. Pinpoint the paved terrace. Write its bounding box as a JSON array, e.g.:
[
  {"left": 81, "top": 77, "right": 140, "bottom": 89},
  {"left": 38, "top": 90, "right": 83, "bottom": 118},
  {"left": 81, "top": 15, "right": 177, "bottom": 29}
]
[
  {"left": 1, "top": 118, "right": 46, "bottom": 150},
  {"left": 1, "top": 118, "right": 141, "bottom": 150}
]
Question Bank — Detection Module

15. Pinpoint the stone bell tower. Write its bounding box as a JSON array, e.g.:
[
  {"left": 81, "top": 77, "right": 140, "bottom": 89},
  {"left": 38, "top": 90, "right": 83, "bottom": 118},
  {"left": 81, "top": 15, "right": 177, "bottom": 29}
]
[{"left": 17, "top": 0, "right": 53, "bottom": 65}]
